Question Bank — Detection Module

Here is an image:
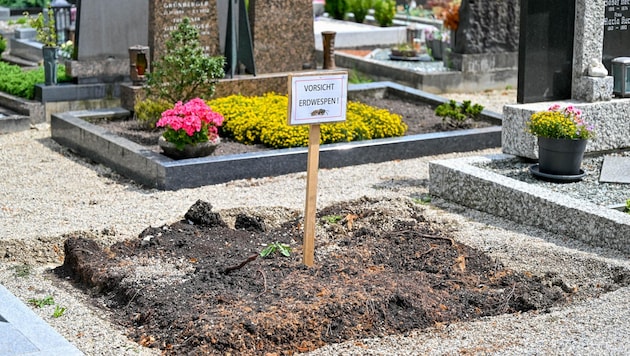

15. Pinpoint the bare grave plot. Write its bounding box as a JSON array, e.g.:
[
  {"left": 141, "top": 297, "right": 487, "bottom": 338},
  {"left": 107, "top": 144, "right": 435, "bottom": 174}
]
[{"left": 56, "top": 198, "right": 582, "bottom": 355}]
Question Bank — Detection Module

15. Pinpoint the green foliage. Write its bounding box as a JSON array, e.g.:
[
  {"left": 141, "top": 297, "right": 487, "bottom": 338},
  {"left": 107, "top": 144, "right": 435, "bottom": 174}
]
[
  {"left": 145, "top": 17, "right": 225, "bottom": 103},
  {"left": 0, "top": 61, "right": 68, "bottom": 99},
  {"left": 373, "top": 0, "right": 396, "bottom": 27},
  {"left": 24, "top": 6, "right": 56, "bottom": 47},
  {"left": 322, "top": 215, "right": 343, "bottom": 224},
  {"left": 0, "top": 35, "right": 6, "bottom": 56},
  {"left": 134, "top": 99, "right": 173, "bottom": 129},
  {"left": 11, "top": 264, "right": 32, "bottom": 277},
  {"left": 28, "top": 296, "right": 55, "bottom": 308},
  {"left": 208, "top": 93, "right": 408, "bottom": 149},
  {"left": 0, "top": 0, "right": 48, "bottom": 8},
  {"left": 52, "top": 305, "right": 66, "bottom": 318},
  {"left": 625, "top": 199, "right": 630, "bottom": 214},
  {"left": 325, "top": 0, "right": 347, "bottom": 20},
  {"left": 260, "top": 242, "right": 291, "bottom": 258},
  {"left": 348, "top": 69, "right": 372, "bottom": 84},
  {"left": 435, "top": 100, "right": 484, "bottom": 127},
  {"left": 347, "top": 0, "right": 372, "bottom": 23},
  {"left": 412, "top": 195, "right": 432, "bottom": 205}
]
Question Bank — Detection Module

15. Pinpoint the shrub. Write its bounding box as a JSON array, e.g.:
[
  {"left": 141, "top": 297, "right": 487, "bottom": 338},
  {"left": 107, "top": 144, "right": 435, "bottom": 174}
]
[
  {"left": 0, "top": 61, "right": 67, "bottom": 99},
  {"left": 0, "top": 0, "right": 48, "bottom": 8},
  {"left": 0, "top": 35, "right": 6, "bottom": 56},
  {"left": 145, "top": 17, "right": 225, "bottom": 103},
  {"left": 435, "top": 100, "right": 484, "bottom": 127},
  {"left": 208, "top": 93, "right": 407, "bottom": 149},
  {"left": 373, "top": 0, "right": 396, "bottom": 27},
  {"left": 325, "top": 0, "right": 347, "bottom": 20},
  {"left": 134, "top": 99, "right": 173, "bottom": 129},
  {"left": 347, "top": 0, "right": 372, "bottom": 23}
]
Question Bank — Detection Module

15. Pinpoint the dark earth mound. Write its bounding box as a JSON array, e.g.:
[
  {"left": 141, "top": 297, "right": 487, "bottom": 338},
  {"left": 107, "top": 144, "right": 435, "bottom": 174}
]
[{"left": 57, "top": 198, "right": 569, "bottom": 355}]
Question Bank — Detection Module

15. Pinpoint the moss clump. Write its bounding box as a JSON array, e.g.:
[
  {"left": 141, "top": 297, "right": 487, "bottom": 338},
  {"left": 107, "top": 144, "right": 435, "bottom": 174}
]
[{"left": 208, "top": 93, "right": 407, "bottom": 149}]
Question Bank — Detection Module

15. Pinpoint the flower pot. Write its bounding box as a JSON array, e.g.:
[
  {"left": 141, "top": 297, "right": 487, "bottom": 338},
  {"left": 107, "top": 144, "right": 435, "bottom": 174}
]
[
  {"left": 430, "top": 40, "right": 444, "bottom": 60},
  {"left": 158, "top": 136, "right": 220, "bottom": 160},
  {"left": 537, "top": 137, "right": 587, "bottom": 176},
  {"left": 42, "top": 46, "right": 58, "bottom": 86}
]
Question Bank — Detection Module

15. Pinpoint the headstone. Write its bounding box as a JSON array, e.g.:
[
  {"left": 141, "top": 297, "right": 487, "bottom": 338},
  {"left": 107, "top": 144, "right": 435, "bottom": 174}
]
[
  {"left": 517, "top": 0, "right": 575, "bottom": 103},
  {"left": 454, "top": 0, "right": 519, "bottom": 54},
  {"left": 249, "top": 0, "right": 315, "bottom": 73},
  {"left": 599, "top": 156, "right": 630, "bottom": 183},
  {"left": 75, "top": 0, "right": 148, "bottom": 61},
  {"left": 603, "top": 0, "right": 630, "bottom": 72},
  {"left": 0, "top": 7, "right": 9, "bottom": 20},
  {"left": 148, "top": 0, "right": 220, "bottom": 63}
]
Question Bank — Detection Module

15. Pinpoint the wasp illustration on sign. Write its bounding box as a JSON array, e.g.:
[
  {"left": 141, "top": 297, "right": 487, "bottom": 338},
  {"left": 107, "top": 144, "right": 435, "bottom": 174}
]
[{"left": 311, "top": 108, "right": 328, "bottom": 116}]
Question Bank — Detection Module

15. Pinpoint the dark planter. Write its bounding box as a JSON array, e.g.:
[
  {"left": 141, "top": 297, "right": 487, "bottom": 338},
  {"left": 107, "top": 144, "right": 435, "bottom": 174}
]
[
  {"left": 42, "top": 46, "right": 58, "bottom": 86},
  {"left": 537, "top": 137, "right": 587, "bottom": 175},
  {"left": 428, "top": 40, "right": 445, "bottom": 60},
  {"left": 158, "top": 136, "right": 219, "bottom": 160}
]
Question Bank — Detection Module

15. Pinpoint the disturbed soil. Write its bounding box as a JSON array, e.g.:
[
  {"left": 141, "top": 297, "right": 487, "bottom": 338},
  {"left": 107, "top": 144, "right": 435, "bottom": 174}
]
[
  {"left": 57, "top": 198, "right": 571, "bottom": 355},
  {"left": 95, "top": 96, "right": 494, "bottom": 156}
]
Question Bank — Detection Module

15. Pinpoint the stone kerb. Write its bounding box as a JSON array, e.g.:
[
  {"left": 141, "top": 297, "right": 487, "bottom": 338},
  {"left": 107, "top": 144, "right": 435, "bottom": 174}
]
[
  {"left": 502, "top": 99, "right": 630, "bottom": 159},
  {"left": 429, "top": 154, "right": 630, "bottom": 254}
]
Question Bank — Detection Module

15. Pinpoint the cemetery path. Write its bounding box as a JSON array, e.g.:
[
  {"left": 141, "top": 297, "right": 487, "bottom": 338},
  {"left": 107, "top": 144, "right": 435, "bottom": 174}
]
[{"left": 57, "top": 198, "right": 572, "bottom": 355}]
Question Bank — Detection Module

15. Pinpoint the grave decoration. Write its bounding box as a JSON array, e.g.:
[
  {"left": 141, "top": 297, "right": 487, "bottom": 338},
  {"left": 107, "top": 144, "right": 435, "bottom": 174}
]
[{"left": 526, "top": 104, "right": 595, "bottom": 182}]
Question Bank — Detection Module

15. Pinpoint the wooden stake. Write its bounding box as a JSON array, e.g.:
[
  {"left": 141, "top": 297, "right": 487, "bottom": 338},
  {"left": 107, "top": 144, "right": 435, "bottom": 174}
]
[{"left": 303, "top": 124, "right": 320, "bottom": 266}]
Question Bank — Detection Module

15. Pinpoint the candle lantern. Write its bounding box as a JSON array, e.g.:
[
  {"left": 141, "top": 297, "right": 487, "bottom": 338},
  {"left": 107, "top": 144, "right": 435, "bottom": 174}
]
[
  {"left": 129, "top": 45, "right": 150, "bottom": 85},
  {"left": 612, "top": 57, "right": 630, "bottom": 98},
  {"left": 51, "top": 0, "right": 72, "bottom": 45}
]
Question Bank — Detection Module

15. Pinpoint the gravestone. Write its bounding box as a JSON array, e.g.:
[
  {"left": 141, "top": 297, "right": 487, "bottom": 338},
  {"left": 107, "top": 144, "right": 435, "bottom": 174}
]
[
  {"left": 503, "top": 0, "right": 630, "bottom": 160},
  {"left": 75, "top": 0, "right": 148, "bottom": 61},
  {"left": 249, "top": 0, "right": 315, "bottom": 73},
  {"left": 516, "top": 0, "right": 575, "bottom": 103},
  {"left": 148, "top": 0, "right": 219, "bottom": 63},
  {"left": 603, "top": 0, "right": 630, "bottom": 72}
]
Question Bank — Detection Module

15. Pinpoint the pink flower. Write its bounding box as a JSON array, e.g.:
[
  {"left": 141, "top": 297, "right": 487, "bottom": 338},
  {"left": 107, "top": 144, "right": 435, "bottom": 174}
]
[{"left": 156, "top": 98, "right": 224, "bottom": 148}]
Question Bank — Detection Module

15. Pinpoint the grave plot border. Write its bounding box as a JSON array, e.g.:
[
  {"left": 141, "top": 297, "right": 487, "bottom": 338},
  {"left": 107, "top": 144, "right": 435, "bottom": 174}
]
[
  {"left": 429, "top": 154, "right": 630, "bottom": 254},
  {"left": 51, "top": 82, "right": 502, "bottom": 190}
]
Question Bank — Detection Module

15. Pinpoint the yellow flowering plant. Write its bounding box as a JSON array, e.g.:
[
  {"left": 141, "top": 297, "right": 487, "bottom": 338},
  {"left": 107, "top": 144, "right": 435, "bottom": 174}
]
[{"left": 527, "top": 104, "right": 594, "bottom": 140}]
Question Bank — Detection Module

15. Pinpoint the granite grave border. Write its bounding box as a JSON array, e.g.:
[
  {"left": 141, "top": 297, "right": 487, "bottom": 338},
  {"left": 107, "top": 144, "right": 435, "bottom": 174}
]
[
  {"left": 50, "top": 82, "right": 502, "bottom": 190},
  {"left": 429, "top": 154, "right": 630, "bottom": 254}
]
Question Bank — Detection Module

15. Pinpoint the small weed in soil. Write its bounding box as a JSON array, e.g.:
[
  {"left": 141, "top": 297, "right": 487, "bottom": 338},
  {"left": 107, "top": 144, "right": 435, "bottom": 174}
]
[{"left": 57, "top": 198, "right": 569, "bottom": 355}]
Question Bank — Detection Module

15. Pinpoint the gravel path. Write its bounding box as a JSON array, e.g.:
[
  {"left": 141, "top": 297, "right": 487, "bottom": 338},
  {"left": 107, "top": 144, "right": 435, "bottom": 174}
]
[{"left": 1, "top": 89, "right": 629, "bottom": 355}]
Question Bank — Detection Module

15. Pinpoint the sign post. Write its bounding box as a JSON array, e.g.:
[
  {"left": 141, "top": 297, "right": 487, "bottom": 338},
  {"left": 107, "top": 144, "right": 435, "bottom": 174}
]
[{"left": 288, "top": 71, "right": 348, "bottom": 266}]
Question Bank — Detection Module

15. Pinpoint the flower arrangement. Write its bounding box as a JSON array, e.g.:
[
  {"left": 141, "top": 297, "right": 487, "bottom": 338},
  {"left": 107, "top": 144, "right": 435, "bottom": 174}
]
[
  {"left": 527, "top": 104, "right": 594, "bottom": 140},
  {"left": 156, "top": 98, "right": 224, "bottom": 150},
  {"left": 440, "top": 2, "right": 460, "bottom": 31},
  {"left": 60, "top": 40, "right": 74, "bottom": 59},
  {"left": 424, "top": 27, "right": 442, "bottom": 42}
]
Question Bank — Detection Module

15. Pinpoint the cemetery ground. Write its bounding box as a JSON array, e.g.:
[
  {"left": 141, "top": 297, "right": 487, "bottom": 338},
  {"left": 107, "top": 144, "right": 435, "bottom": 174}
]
[{"left": 1, "top": 111, "right": 630, "bottom": 354}]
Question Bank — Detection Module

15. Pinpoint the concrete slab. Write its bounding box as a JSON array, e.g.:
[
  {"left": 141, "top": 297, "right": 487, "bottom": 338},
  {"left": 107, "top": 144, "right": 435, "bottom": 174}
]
[
  {"left": 0, "top": 285, "right": 83, "bottom": 356},
  {"left": 600, "top": 156, "right": 630, "bottom": 184}
]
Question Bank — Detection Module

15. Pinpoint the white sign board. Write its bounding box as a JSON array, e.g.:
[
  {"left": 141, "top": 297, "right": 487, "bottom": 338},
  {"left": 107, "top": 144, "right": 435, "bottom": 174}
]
[{"left": 288, "top": 71, "right": 348, "bottom": 125}]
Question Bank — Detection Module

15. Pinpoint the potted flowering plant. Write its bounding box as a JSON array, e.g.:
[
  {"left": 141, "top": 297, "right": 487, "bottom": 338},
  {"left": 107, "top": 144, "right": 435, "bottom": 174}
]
[
  {"left": 156, "top": 98, "right": 224, "bottom": 159},
  {"left": 527, "top": 104, "right": 595, "bottom": 178},
  {"left": 24, "top": 6, "right": 58, "bottom": 85}
]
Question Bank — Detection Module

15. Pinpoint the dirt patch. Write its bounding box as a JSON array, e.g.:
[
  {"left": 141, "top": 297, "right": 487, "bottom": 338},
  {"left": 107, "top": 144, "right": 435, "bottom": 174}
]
[
  {"left": 95, "top": 96, "right": 493, "bottom": 156},
  {"left": 57, "top": 198, "right": 570, "bottom": 355}
]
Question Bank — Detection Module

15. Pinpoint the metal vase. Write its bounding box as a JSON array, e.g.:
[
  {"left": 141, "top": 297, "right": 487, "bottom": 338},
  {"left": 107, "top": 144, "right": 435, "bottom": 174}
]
[
  {"left": 537, "top": 137, "right": 587, "bottom": 175},
  {"left": 42, "top": 46, "right": 59, "bottom": 86}
]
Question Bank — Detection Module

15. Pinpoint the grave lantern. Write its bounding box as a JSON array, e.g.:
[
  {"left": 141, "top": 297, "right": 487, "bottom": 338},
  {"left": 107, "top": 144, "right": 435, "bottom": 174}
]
[
  {"left": 128, "top": 45, "right": 150, "bottom": 85},
  {"left": 612, "top": 57, "right": 630, "bottom": 98},
  {"left": 50, "top": 0, "right": 72, "bottom": 45}
]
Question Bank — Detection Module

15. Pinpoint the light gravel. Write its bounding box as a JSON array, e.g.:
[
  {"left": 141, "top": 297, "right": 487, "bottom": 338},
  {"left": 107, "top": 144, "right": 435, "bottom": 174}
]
[{"left": 1, "top": 90, "right": 629, "bottom": 355}]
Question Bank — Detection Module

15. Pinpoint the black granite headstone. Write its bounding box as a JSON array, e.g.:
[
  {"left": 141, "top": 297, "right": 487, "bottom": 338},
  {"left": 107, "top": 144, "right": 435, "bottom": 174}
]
[
  {"left": 603, "top": 0, "right": 630, "bottom": 72},
  {"left": 517, "top": 0, "right": 575, "bottom": 103}
]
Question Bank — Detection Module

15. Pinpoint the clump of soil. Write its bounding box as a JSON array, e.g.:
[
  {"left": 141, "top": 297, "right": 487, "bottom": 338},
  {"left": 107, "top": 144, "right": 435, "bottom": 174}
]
[
  {"left": 95, "top": 96, "right": 493, "bottom": 156},
  {"left": 57, "top": 198, "right": 568, "bottom": 355}
]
